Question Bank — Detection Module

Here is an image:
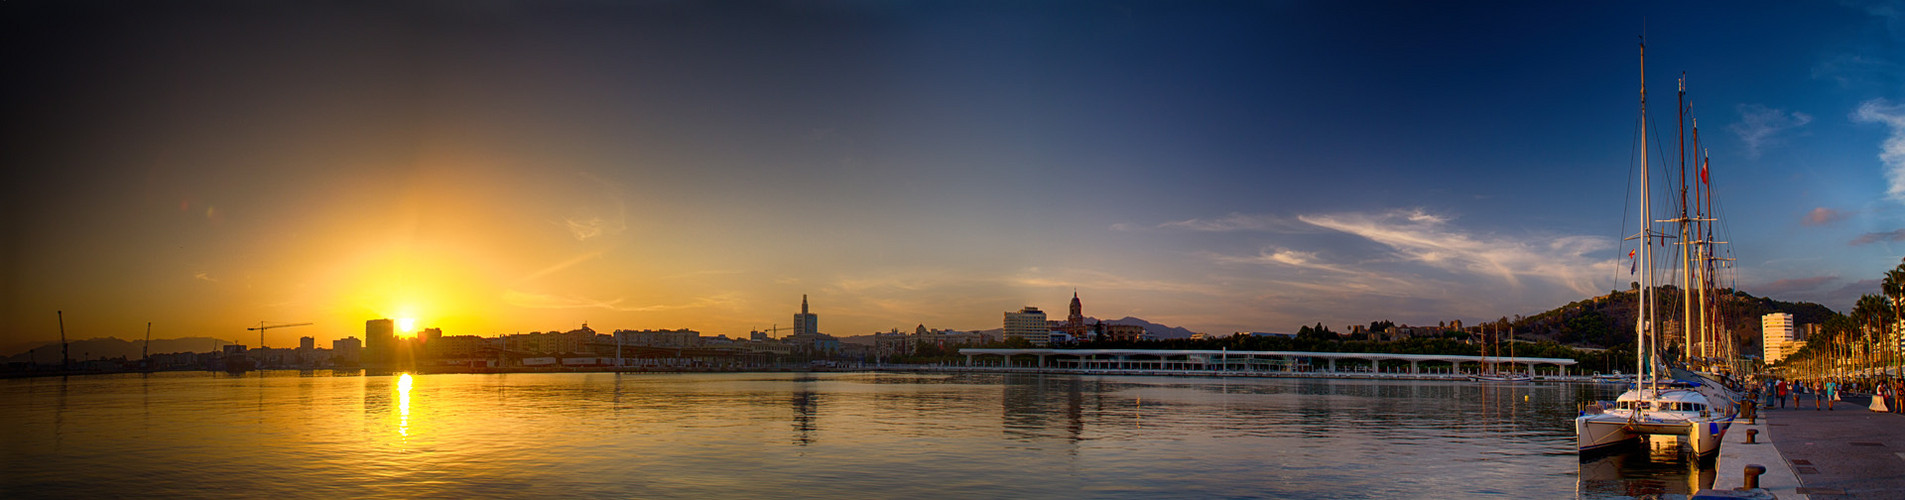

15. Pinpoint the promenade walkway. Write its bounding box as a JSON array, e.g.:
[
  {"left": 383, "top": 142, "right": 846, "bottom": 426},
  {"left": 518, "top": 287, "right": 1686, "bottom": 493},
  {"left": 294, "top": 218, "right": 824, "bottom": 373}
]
[{"left": 1741, "top": 395, "right": 1905, "bottom": 499}]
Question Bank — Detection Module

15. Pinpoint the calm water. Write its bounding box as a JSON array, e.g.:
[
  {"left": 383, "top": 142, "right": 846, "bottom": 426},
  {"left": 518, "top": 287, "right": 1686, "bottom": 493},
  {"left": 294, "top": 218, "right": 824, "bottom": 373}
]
[{"left": 2, "top": 371, "right": 1699, "bottom": 498}]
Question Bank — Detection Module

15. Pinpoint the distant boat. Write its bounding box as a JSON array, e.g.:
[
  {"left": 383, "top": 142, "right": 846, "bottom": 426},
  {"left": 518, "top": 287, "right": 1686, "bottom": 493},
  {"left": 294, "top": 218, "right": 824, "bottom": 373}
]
[
  {"left": 1470, "top": 323, "right": 1530, "bottom": 382},
  {"left": 1592, "top": 372, "right": 1635, "bottom": 384},
  {"left": 1469, "top": 372, "right": 1534, "bottom": 383},
  {"left": 1575, "top": 41, "right": 1737, "bottom": 458}
]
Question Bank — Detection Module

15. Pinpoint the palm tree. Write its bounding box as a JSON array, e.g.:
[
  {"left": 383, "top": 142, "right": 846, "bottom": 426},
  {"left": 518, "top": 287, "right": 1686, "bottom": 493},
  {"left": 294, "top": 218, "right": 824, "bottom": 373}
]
[
  {"left": 1885, "top": 261, "right": 1905, "bottom": 375},
  {"left": 1858, "top": 294, "right": 1894, "bottom": 378}
]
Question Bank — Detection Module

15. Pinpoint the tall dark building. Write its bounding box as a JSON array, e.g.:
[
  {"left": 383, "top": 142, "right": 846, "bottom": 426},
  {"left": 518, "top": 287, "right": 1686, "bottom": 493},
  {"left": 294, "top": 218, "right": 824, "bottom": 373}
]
[{"left": 365, "top": 319, "right": 395, "bottom": 366}]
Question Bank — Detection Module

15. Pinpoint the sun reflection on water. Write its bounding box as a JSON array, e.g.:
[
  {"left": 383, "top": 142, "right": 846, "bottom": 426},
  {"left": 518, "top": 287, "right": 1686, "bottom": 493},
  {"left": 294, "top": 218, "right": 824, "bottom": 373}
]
[{"left": 396, "top": 373, "right": 412, "bottom": 439}]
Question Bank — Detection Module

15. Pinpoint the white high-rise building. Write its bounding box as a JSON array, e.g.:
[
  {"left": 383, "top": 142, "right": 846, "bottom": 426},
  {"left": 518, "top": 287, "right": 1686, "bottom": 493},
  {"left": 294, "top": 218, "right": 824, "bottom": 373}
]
[
  {"left": 1004, "top": 306, "right": 1049, "bottom": 347},
  {"left": 1761, "top": 313, "right": 1805, "bottom": 363}
]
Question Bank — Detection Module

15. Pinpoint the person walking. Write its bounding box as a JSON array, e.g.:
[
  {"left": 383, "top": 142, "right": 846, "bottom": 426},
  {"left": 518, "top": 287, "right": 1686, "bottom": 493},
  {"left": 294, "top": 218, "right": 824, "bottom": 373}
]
[
  {"left": 1825, "top": 380, "right": 1838, "bottom": 411},
  {"left": 1777, "top": 379, "right": 1789, "bottom": 409}
]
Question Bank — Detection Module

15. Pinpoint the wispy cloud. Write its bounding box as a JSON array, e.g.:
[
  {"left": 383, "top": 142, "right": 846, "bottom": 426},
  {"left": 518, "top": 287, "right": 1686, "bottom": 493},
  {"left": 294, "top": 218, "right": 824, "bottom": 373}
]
[
  {"left": 1854, "top": 99, "right": 1905, "bottom": 204},
  {"left": 502, "top": 290, "right": 737, "bottom": 312},
  {"left": 1731, "top": 104, "right": 1812, "bottom": 159},
  {"left": 561, "top": 172, "right": 627, "bottom": 241},
  {"left": 1803, "top": 207, "right": 1850, "bottom": 226},
  {"left": 520, "top": 251, "right": 604, "bottom": 282},
  {"left": 193, "top": 272, "right": 217, "bottom": 282},
  {"left": 1297, "top": 209, "right": 1613, "bottom": 295},
  {"left": 1212, "top": 248, "right": 1367, "bottom": 277},
  {"left": 1153, "top": 213, "right": 1305, "bottom": 232},
  {"left": 1852, "top": 229, "right": 1905, "bottom": 246}
]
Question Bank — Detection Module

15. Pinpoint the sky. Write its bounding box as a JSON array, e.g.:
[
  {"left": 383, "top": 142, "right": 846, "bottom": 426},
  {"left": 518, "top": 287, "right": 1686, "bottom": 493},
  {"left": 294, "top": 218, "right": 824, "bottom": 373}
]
[{"left": 4, "top": 1, "right": 1904, "bottom": 350}]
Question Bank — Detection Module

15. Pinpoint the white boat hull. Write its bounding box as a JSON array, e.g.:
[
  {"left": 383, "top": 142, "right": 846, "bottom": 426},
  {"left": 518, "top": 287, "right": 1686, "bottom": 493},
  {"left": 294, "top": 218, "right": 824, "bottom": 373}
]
[{"left": 1575, "top": 413, "right": 1729, "bottom": 456}]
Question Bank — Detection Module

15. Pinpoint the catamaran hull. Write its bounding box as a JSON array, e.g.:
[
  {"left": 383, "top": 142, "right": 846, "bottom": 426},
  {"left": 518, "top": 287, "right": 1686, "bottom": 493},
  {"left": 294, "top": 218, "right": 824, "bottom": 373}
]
[
  {"left": 1575, "top": 417, "right": 1638, "bottom": 453},
  {"left": 1575, "top": 415, "right": 1729, "bottom": 456}
]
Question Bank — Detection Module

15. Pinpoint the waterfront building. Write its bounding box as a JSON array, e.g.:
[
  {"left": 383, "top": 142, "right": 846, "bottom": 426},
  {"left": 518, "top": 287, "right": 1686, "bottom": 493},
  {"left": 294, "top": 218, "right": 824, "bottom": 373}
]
[
  {"left": 1005, "top": 307, "right": 1049, "bottom": 346},
  {"left": 873, "top": 329, "right": 915, "bottom": 358},
  {"left": 427, "top": 335, "right": 491, "bottom": 360},
  {"left": 794, "top": 295, "right": 819, "bottom": 337},
  {"left": 614, "top": 329, "right": 702, "bottom": 348},
  {"left": 365, "top": 319, "right": 395, "bottom": 365},
  {"left": 1762, "top": 313, "right": 1805, "bottom": 363},
  {"left": 331, "top": 337, "right": 362, "bottom": 365}
]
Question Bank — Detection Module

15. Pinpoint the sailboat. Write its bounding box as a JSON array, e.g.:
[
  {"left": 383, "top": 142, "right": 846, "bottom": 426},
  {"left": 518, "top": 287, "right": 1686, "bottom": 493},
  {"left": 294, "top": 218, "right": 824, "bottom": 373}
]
[
  {"left": 1575, "top": 41, "right": 1739, "bottom": 457},
  {"left": 1471, "top": 323, "right": 1532, "bottom": 382}
]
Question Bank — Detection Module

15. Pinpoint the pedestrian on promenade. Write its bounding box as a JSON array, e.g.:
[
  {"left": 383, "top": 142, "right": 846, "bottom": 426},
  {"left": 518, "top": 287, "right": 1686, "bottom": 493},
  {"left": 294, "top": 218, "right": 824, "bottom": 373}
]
[
  {"left": 1777, "top": 379, "right": 1789, "bottom": 409},
  {"left": 1826, "top": 380, "right": 1838, "bottom": 411},
  {"left": 1882, "top": 379, "right": 1897, "bottom": 414},
  {"left": 1873, "top": 382, "right": 1892, "bottom": 412}
]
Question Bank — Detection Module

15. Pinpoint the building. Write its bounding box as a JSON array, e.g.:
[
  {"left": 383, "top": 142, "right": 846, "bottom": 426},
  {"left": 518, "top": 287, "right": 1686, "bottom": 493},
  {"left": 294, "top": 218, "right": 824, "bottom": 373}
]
[
  {"left": 873, "top": 329, "right": 915, "bottom": 358},
  {"left": 785, "top": 295, "right": 839, "bottom": 354},
  {"left": 1005, "top": 306, "right": 1049, "bottom": 346},
  {"left": 1103, "top": 323, "right": 1147, "bottom": 342},
  {"left": 1063, "top": 291, "right": 1088, "bottom": 339},
  {"left": 427, "top": 335, "right": 491, "bottom": 360},
  {"left": 794, "top": 295, "right": 819, "bottom": 337},
  {"left": 1762, "top": 313, "right": 1805, "bottom": 363},
  {"left": 332, "top": 337, "right": 362, "bottom": 365},
  {"left": 615, "top": 329, "right": 702, "bottom": 348},
  {"left": 365, "top": 319, "right": 395, "bottom": 365}
]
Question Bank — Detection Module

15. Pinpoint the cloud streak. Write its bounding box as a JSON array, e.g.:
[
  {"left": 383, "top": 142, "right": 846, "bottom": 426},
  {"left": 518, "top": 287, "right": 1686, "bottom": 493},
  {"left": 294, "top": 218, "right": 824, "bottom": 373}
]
[
  {"left": 1153, "top": 213, "right": 1307, "bottom": 232},
  {"left": 1731, "top": 104, "right": 1812, "bottom": 159},
  {"left": 1851, "top": 229, "right": 1905, "bottom": 246},
  {"left": 1854, "top": 99, "right": 1905, "bottom": 204},
  {"left": 1297, "top": 209, "right": 1613, "bottom": 295},
  {"left": 502, "top": 290, "right": 737, "bottom": 313}
]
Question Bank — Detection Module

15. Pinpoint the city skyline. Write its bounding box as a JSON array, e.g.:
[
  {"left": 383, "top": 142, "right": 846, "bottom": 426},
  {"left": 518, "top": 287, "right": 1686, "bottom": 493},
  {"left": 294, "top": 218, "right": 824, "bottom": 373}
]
[{"left": 6, "top": 1, "right": 1905, "bottom": 348}]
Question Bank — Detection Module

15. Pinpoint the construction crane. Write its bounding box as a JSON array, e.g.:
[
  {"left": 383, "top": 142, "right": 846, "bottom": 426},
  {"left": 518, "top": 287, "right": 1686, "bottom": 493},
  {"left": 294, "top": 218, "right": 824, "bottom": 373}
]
[{"left": 247, "top": 321, "right": 312, "bottom": 349}]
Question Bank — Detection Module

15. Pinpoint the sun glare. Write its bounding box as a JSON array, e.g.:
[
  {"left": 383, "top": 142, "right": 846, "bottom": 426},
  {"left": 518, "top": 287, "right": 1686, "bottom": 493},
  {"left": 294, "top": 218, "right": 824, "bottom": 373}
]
[{"left": 397, "top": 317, "right": 417, "bottom": 335}]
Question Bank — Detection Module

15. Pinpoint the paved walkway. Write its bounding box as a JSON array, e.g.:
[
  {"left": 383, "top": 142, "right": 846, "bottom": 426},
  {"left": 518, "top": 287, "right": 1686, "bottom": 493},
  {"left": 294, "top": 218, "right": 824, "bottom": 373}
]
[{"left": 1753, "top": 395, "right": 1905, "bottom": 499}]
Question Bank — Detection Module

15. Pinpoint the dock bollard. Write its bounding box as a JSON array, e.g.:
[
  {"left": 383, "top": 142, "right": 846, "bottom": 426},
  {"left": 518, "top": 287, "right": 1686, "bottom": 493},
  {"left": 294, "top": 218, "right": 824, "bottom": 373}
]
[
  {"left": 1745, "top": 429, "right": 1758, "bottom": 444},
  {"left": 1743, "top": 464, "right": 1766, "bottom": 490},
  {"left": 1745, "top": 402, "right": 1756, "bottom": 425}
]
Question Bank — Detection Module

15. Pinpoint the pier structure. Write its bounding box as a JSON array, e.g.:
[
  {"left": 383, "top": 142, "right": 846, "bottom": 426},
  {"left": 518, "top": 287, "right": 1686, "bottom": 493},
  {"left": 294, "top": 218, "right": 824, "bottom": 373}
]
[{"left": 958, "top": 348, "right": 1576, "bottom": 377}]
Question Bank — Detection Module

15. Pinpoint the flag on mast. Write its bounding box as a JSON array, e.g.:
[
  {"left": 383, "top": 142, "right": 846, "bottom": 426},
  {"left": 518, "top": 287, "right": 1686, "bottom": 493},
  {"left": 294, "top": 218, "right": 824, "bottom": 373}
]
[{"left": 1628, "top": 249, "right": 1638, "bottom": 275}]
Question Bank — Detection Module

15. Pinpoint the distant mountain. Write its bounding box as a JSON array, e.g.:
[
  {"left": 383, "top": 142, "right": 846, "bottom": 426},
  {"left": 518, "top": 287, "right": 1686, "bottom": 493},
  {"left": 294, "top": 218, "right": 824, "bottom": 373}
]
[
  {"left": 2, "top": 337, "right": 239, "bottom": 364},
  {"left": 1099, "top": 317, "right": 1201, "bottom": 339}
]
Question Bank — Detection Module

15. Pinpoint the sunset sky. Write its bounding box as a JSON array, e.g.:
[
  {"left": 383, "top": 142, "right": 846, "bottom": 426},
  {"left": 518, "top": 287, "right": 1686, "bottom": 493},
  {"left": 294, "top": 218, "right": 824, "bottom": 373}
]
[{"left": 4, "top": 1, "right": 1904, "bottom": 349}]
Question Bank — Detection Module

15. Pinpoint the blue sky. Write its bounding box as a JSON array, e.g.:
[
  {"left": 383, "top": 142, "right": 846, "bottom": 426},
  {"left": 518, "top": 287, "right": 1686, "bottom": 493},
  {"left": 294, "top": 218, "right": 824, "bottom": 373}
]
[{"left": 4, "top": 1, "right": 1904, "bottom": 346}]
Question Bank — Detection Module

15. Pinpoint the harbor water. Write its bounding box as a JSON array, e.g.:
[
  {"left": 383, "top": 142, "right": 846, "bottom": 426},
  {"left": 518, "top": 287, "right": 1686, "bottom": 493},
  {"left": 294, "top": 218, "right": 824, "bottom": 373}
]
[{"left": 2, "top": 371, "right": 1703, "bottom": 498}]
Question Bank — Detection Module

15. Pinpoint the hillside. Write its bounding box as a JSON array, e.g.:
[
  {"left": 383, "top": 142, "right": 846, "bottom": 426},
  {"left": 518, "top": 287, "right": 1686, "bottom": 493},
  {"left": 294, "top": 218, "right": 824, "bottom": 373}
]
[
  {"left": 1510, "top": 286, "right": 1837, "bottom": 352},
  {"left": 2, "top": 337, "right": 238, "bottom": 363}
]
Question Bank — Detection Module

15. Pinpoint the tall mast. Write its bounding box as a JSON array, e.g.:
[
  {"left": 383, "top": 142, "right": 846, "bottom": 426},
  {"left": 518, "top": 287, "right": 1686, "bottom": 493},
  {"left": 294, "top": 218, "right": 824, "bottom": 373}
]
[
  {"left": 1637, "top": 39, "right": 1652, "bottom": 387},
  {"left": 1693, "top": 115, "right": 1710, "bottom": 366},
  {"left": 1678, "top": 73, "right": 1695, "bottom": 366}
]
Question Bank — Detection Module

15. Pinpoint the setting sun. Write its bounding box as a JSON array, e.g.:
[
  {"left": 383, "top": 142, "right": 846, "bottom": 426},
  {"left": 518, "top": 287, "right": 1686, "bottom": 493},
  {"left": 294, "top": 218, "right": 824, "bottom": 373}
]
[{"left": 397, "top": 317, "right": 417, "bottom": 335}]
